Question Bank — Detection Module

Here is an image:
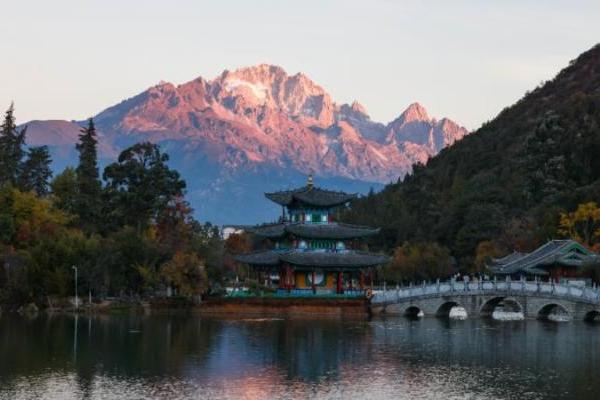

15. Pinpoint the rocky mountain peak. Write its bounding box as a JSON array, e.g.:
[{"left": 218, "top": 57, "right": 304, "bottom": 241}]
[
  {"left": 399, "top": 102, "right": 430, "bottom": 123},
  {"left": 211, "top": 64, "right": 334, "bottom": 126},
  {"left": 23, "top": 64, "right": 470, "bottom": 223},
  {"left": 350, "top": 101, "right": 368, "bottom": 116}
]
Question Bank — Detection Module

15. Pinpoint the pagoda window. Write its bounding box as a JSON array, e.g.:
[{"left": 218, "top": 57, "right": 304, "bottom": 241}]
[
  {"left": 310, "top": 240, "right": 334, "bottom": 249},
  {"left": 321, "top": 214, "right": 328, "bottom": 223},
  {"left": 336, "top": 241, "right": 345, "bottom": 250},
  {"left": 298, "top": 240, "right": 307, "bottom": 249},
  {"left": 305, "top": 214, "right": 312, "bottom": 223}
]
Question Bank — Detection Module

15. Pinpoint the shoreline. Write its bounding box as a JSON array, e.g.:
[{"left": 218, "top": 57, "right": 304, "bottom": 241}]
[
  {"left": 195, "top": 297, "right": 370, "bottom": 317},
  {"left": 2, "top": 296, "right": 372, "bottom": 318}
]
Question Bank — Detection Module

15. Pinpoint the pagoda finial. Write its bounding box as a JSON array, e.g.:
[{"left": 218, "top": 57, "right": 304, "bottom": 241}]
[{"left": 307, "top": 172, "right": 314, "bottom": 190}]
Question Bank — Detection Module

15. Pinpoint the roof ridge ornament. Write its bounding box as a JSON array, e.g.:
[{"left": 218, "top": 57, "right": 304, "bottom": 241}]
[{"left": 307, "top": 172, "right": 314, "bottom": 190}]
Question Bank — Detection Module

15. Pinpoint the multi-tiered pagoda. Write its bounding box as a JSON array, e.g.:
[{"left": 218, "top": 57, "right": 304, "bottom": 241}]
[{"left": 236, "top": 176, "right": 389, "bottom": 296}]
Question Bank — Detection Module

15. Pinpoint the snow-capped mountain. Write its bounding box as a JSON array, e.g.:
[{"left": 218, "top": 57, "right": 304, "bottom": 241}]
[{"left": 24, "top": 64, "right": 469, "bottom": 223}]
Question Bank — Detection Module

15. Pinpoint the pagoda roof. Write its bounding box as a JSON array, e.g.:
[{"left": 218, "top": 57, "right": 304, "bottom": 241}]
[
  {"left": 265, "top": 185, "right": 356, "bottom": 207},
  {"left": 285, "top": 223, "right": 379, "bottom": 239},
  {"left": 235, "top": 250, "right": 390, "bottom": 269},
  {"left": 250, "top": 222, "right": 379, "bottom": 240},
  {"left": 280, "top": 251, "right": 390, "bottom": 269},
  {"left": 234, "top": 250, "right": 282, "bottom": 266},
  {"left": 492, "top": 251, "right": 527, "bottom": 265},
  {"left": 249, "top": 223, "right": 287, "bottom": 239},
  {"left": 488, "top": 240, "right": 599, "bottom": 276}
]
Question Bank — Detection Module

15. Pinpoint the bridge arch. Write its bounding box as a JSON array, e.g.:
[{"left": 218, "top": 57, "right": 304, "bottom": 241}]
[
  {"left": 371, "top": 280, "right": 600, "bottom": 321},
  {"left": 537, "top": 303, "right": 570, "bottom": 320},
  {"left": 404, "top": 306, "right": 423, "bottom": 318},
  {"left": 584, "top": 310, "right": 600, "bottom": 322},
  {"left": 436, "top": 301, "right": 466, "bottom": 318},
  {"left": 480, "top": 297, "right": 523, "bottom": 318}
]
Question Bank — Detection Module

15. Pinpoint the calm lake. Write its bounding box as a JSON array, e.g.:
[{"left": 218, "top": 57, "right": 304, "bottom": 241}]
[{"left": 0, "top": 313, "right": 599, "bottom": 400}]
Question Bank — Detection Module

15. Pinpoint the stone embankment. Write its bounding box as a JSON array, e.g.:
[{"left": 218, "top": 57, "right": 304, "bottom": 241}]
[{"left": 197, "top": 297, "right": 370, "bottom": 317}]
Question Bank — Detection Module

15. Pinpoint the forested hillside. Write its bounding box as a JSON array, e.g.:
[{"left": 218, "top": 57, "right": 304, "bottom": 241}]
[{"left": 345, "top": 44, "right": 600, "bottom": 275}]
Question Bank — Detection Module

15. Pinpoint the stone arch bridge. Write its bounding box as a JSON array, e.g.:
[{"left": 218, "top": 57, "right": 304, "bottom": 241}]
[{"left": 371, "top": 280, "right": 600, "bottom": 321}]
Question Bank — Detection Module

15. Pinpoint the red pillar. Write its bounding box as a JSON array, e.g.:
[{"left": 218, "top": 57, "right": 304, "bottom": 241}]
[
  {"left": 286, "top": 266, "right": 295, "bottom": 292},
  {"left": 278, "top": 269, "right": 284, "bottom": 289},
  {"left": 359, "top": 271, "right": 365, "bottom": 289},
  {"left": 337, "top": 271, "right": 343, "bottom": 294}
]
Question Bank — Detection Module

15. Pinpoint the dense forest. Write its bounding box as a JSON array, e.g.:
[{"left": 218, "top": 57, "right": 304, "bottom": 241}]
[
  {"left": 345, "top": 44, "right": 600, "bottom": 282},
  {"left": 0, "top": 104, "right": 237, "bottom": 309}
]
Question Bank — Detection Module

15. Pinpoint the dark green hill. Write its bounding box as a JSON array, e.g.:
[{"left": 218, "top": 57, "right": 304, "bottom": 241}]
[{"left": 345, "top": 44, "right": 600, "bottom": 267}]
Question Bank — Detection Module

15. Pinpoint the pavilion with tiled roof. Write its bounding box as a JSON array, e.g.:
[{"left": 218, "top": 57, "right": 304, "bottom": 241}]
[
  {"left": 250, "top": 222, "right": 380, "bottom": 240},
  {"left": 236, "top": 175, "right": 389, "bottom": 296},
  {"left": 487, "top": 239, "right": 600, "bottom": 279},
  {"left": 265, "top": 185, "right": 357, "bottom": 208}
]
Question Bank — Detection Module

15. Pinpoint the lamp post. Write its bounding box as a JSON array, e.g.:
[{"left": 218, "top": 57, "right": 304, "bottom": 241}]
[{"left": 72, "top": 265, "right": 78, "bottom": 310}]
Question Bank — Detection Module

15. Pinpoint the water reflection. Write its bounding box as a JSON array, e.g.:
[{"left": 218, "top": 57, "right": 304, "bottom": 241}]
[{"left": 0, "top": 314, "right": 599, "bottom": 399}]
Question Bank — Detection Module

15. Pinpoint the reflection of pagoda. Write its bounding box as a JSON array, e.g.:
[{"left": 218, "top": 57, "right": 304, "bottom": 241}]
[{"left": 236, "top": 175, "right": 389, "bottom": 296}]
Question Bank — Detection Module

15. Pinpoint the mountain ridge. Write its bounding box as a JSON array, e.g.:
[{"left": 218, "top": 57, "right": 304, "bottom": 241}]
[{"left": 22, "top": 64, "right": 469, "bottom": 223}]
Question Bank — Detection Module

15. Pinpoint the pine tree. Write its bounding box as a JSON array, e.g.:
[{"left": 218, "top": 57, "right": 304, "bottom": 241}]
[
  {"left": 50, "top": 167, "right": 78, "bottom": 214},
  {"left": 19, "top": 146, "right": 53, "bottom": 196},
  {"left": 75, "top": 118, "right": 102, "bottom": 231},
  {"left": 0, "top": 103, "right": 27, "bottom": 187}
]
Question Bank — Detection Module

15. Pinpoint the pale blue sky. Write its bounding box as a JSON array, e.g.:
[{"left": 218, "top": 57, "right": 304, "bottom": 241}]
[{"left": 1, "top": 0, "right": 599, "bottom": 129}]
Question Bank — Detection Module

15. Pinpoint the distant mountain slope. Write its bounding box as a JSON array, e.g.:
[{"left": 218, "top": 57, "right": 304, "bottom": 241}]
[
  {"left": 23, "top": 64, "right": 468, "bottom": 223},
  {"left": 345, "top": 44, "right": 600, "bottom": 262}
]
